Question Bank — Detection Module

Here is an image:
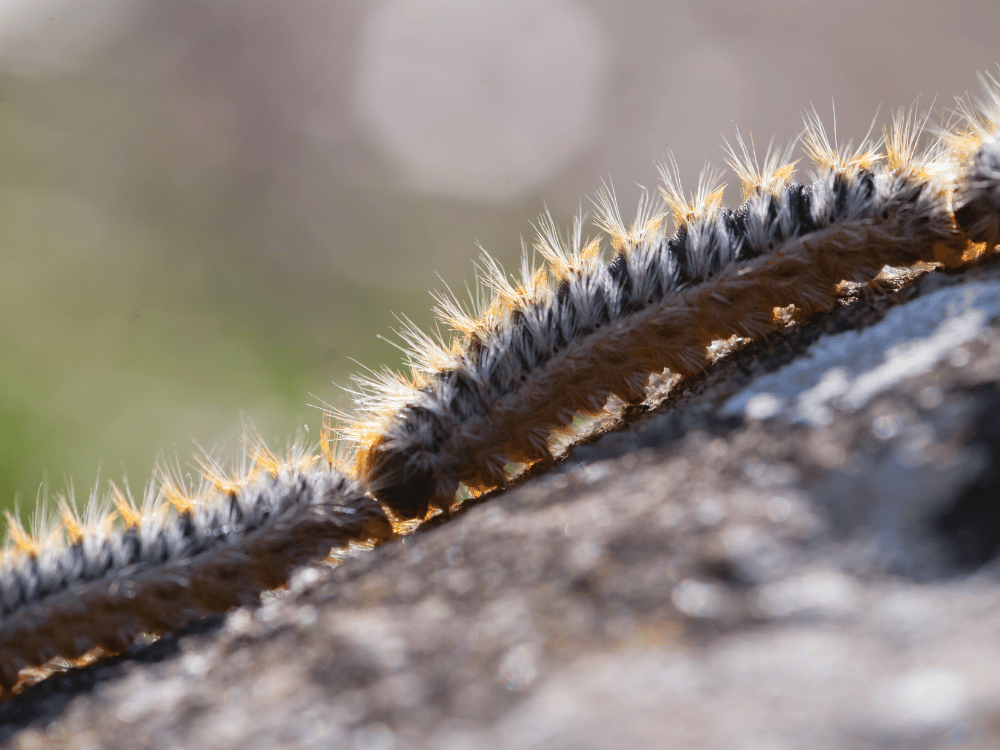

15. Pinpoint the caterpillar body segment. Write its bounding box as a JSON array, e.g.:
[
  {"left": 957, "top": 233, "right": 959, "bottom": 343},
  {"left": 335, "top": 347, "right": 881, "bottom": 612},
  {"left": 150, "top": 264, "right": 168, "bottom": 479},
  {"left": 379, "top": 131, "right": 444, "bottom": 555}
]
[
  {"left": 951, "top": 74, "right": 1000, "bottom": 249},
  {"left": 0, "top": 453, "right": 389, "bottom": 691},
  {"left": 352, "top": 111, "right": 967, "bottom": 520}
]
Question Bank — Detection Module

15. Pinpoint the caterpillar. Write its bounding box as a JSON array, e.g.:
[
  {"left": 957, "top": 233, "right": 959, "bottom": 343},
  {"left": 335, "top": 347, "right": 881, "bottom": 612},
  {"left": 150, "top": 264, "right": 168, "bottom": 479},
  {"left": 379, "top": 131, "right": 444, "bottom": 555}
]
[{"left": 1, "top": 71, "right": 999, "bottom": 698}]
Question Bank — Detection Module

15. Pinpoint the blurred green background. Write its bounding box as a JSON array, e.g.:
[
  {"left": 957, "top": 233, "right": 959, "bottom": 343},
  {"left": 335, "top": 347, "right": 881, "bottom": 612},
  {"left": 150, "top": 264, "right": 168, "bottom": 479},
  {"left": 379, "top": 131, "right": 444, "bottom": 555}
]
[{"left": 1, "top": 0, "right": 998, "bottom": 520}]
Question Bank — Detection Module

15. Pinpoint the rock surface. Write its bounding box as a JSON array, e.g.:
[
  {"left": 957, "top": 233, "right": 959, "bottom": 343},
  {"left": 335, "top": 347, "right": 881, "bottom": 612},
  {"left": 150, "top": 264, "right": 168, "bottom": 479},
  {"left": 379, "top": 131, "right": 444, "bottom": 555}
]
[{"left": 5, "top": 261, "right": 1000, "bottom": 749}]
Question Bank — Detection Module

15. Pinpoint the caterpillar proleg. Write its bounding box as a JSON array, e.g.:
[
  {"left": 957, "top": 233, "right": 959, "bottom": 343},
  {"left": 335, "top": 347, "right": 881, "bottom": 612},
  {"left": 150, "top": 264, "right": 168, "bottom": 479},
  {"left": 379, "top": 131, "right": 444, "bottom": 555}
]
[{"left": 2, "top": 73, "right": 1000, "bottom": 697}]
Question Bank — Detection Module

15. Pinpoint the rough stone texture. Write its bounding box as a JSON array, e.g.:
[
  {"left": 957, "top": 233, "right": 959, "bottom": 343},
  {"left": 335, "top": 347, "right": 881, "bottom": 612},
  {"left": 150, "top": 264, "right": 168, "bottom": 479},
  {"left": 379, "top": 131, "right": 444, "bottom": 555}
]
[{"left": 5, "top": 261, "right": 1000, "bottom": 749}]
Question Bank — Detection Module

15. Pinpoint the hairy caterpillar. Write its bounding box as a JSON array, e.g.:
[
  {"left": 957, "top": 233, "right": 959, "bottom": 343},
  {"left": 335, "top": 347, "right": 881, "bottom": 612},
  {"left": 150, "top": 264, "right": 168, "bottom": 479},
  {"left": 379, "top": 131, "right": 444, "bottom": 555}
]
[
  {"left": 1, "top": 72, "right": 999, "bottom": 697},
  {"left": 0, "top": 434, "right": 391, "bottom": 691},
  {"left": 351, "top": 111, "right": 965, "bottom": 519}
]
